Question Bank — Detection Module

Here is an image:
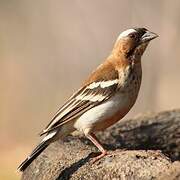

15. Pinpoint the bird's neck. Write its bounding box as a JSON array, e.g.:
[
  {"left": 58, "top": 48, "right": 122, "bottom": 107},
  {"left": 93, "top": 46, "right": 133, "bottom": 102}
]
[
  {"left": 111, "top": 41, "right": 147, "bottom": 66},
  {"left": 107, "top": 52, "right": 142, "bottom": 87},
  {"left": 108, "top": 50, "right": 142, "bottom": 70}
]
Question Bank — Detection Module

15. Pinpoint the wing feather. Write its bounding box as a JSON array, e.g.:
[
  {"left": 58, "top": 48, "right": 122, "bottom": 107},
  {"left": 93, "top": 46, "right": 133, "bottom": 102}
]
[
  {"left": 40, "top": 81, "right": 118, "bottom": 136},
  {"left": 40, "top": 60, "right": 121, "bottom": 135}
]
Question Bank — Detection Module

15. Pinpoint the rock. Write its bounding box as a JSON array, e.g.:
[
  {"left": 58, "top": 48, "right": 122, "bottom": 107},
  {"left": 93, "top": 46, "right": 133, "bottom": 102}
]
[{"left": 21, "top": 109, "right": 180, "bottom": 180}]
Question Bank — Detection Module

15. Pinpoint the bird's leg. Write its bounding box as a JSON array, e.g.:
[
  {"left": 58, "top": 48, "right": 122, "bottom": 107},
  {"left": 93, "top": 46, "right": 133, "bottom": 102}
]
[{"left": 86, "top": 133, "right": 107, "bottom": 163}]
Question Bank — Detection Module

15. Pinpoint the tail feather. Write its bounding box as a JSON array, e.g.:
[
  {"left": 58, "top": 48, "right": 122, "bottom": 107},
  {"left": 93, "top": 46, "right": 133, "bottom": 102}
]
[
  {"left": 18, "top": 131, "right": 57, "bottom": 172},
  {"left": 17, "top": 141, "right": 48, "bottom": 172}
]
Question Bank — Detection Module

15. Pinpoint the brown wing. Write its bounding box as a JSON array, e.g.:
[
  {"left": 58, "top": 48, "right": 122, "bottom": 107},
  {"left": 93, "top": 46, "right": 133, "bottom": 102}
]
[{"left": 40, "top": 61, "right": 119, "bottom": 135}]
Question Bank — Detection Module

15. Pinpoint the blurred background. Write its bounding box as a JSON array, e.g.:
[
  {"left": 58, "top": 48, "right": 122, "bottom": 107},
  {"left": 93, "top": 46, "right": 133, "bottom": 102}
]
[{"left": 1, "top": 0, "right": 180, "bottom": 179}]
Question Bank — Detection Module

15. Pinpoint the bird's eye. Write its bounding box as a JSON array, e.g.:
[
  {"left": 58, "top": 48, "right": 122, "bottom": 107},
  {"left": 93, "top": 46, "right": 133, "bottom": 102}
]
[{"left": 129, "top": 33, "right": 136, "bottom": 38}]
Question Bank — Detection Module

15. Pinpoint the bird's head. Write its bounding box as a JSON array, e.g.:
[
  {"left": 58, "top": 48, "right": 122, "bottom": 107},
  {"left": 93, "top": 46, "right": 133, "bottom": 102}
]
[{"left": 112, "top": 28, "right": 158, "bottom": 60}]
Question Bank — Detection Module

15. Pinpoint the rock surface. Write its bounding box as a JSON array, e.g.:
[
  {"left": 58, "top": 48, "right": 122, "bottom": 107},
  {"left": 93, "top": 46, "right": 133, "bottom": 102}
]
[{"left": 21, "top": 109, "right": 180, "bottom": 180}]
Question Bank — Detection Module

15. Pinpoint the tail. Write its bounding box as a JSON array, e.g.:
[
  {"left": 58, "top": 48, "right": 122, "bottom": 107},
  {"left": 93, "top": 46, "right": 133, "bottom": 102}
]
[{"left": 17, "top": 131, "right": 57, "bottom": 172}]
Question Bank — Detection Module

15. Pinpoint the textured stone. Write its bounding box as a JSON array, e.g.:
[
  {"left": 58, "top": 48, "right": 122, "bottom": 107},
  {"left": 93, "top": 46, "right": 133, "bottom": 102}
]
[{"left": 21, "top": 109, "right": 180, "bottom": 180}]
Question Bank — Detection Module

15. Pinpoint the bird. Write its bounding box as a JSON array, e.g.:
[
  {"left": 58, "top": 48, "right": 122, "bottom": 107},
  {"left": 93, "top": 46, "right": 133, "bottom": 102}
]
[{"left": 18, "top": 27, "right": 158, "bottom": 172}]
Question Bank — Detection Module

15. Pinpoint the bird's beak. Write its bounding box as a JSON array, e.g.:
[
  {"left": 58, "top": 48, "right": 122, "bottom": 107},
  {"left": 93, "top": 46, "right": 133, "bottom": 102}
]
[{"left": 141, "top": 31, "right": 158, "bottom": 43}]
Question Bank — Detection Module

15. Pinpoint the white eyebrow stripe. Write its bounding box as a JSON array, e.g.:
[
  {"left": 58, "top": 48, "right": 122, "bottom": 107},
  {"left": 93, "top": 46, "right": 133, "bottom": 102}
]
[
  {"left": 87, "top": 79, "right": 119, "bottom": 89},
  {"left": 118, "top": 29, "right": 136, "bottom": 40}
]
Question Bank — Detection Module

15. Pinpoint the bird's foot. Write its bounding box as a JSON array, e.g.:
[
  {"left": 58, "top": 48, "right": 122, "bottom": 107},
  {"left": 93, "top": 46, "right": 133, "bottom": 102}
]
[{"left": 91, "top": 150, "right": 107, "bottom": 163}]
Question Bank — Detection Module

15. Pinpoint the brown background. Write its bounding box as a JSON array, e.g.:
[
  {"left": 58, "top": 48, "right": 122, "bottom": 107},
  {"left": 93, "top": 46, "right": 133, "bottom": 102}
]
[{"left": 0, "top": 0, "right": 180, "bottom": 179}]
